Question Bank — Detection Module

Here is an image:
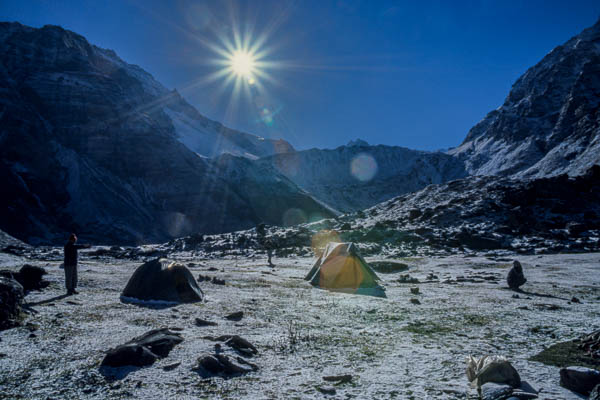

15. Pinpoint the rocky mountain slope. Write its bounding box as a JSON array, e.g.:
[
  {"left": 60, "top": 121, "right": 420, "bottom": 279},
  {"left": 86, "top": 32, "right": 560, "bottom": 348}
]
[
  {"left": 170, "top": 165, "right": 599, "bottom": 260},
  {"left": 450, "top": 18, "right": 600, "bottom": 178},
  {"left": 338, "top": 164, "right": 600, "bottom": 256},
  {"left": 259, "top": 141, "right": 466, "bottom": 213},
  {"left": 0, "top": 22, "right": 331, "bottom": 245}
]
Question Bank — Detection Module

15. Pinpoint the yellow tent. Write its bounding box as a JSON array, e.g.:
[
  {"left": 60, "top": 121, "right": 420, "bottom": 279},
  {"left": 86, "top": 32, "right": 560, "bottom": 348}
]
[{"left": 304, "top": 242, "right": 386, "bottom": 298}]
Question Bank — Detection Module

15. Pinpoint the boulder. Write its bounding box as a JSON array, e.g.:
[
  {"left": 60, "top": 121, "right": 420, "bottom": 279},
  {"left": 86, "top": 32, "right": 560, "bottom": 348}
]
[
  {"left": 128, "top": 328, "right": 184, "bottom": 358},
  {"left": 0, "top": 277, "right": 24, "bottom": 330},
  {"left": 121, "top": 259, "right": 203, "bottom": 303},
  {"left": 559, "top": 366, "right": 600, "bottom": 395},
  {"left": 17, "top": 265, "right": 49, "bottom": 291},
  {"left": 0, "top": 265, "right": 48, "bottom": 292},
  {"left": 507, "top": 261, "right": 526, "bottom": 290},
  {"left": 467, "top": 355, "right": 521, "bottom": 388},
  {"left": 101, "top": 328, "right": 183, "bottom": 368},
  {"left": 101, "top": 344, "right": 159, "bottom": 368}
]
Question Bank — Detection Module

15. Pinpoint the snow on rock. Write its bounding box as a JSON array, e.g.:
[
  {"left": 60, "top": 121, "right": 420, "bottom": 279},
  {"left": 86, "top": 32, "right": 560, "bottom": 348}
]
[
  {"left": 0, "top": 248, "right": 598, "bottom": 399},
  {"left": 258, "top": 144, "right": 467, "bottom": 213},
  {"left": 450, "top": 18, "right": 600, "bottom": 178}
]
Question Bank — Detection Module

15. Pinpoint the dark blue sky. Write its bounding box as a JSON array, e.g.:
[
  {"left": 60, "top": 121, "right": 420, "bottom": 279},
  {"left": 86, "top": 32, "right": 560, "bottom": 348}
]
[{"left": 2, "top": 1, "right": 599, "bottom": 151}]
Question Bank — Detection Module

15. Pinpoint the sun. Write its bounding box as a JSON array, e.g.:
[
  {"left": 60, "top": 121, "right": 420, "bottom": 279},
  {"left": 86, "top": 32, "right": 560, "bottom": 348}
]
[{"left": 229, "top": 50, "right": 256, "bottom": 78}]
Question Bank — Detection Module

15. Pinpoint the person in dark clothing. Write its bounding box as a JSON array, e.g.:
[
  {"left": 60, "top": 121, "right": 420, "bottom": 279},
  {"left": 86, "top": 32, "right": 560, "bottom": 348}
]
[
  {"left": 63, "top": 233, "right": 90, "bottom": 295},
  {"left": 256, "top": 223, "right": 274, "bottom": 267}
]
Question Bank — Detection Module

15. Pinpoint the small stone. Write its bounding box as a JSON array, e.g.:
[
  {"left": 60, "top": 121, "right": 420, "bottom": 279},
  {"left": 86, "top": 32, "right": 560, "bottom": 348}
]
[
  {"left": 225, "top": 311, "right": 244, "bottom": 321},
  {"left": 195, "top": 353, "right": 255, "bottom": 375},
  {"left": 323, "top": 374, "right": 352, "bottom": 384},
  {"left": 224, "top": 335, "right": 258, "bottom": 356},
  {"left": 317, "top": 386, "right": 336, "bottom": 395},
  {"left": 162, "top": 361, "right": 181, "bottom": 371},
  {"left": 410, "top": 287, "right": 420, "bottom": 295},
  {"left": 410, "top": 298, "right": 421, "bottom": 305},
  {"left": 571, "top": 296, "right": 581, "bottom": 303},
  {"left": 195, "top": 318, "right": 217, "bottom": 327}
]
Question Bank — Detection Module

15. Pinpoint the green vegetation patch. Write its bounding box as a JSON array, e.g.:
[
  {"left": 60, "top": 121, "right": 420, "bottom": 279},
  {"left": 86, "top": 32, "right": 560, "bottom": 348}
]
[
  {"left": 462, "top": 313, "right": 492, "bottom": 326},
  {"left": 401, "top": 320, "right": 455, "bottom": 336},
  {"left": 530, "top": 340, "right": 600, "bottom": 369}
]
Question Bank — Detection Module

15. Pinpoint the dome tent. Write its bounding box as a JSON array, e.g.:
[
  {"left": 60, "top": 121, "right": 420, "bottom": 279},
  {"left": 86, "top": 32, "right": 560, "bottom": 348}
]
[
  {"left": 121, "top": 258, "right": 203, "bottom": 304},
  {"left": 304, "top": 242, "right": 386, "bottom": 298}
]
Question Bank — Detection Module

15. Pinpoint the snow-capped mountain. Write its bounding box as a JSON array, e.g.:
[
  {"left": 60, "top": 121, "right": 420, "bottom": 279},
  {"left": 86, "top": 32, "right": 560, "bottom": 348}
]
[
  {"left": 0, "top": 22, "right": 330, "bottom": 245},
  {"left": 450, "top": 18, "right": 600, "bottom": 178},
  {"left": 258, "top": 140, "right": 467, "bottom": 212}
]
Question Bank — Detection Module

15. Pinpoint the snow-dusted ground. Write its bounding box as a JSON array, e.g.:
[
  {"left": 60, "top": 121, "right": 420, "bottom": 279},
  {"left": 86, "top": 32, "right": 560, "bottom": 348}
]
[{"left": 1, "top": 250, "right": 599, "bottom": 399}]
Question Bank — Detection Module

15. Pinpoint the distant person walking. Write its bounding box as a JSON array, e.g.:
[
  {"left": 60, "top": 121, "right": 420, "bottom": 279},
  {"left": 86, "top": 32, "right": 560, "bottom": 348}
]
[
  {"left": 256, "top": 223, "right": 275, "bottom": 268},
  {"left": 63, "top": 233, "right": 91, "bottom": 295}
]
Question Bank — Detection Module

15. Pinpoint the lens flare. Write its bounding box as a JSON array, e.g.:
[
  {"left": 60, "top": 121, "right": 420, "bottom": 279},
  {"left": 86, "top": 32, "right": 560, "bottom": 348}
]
[
  {"left": 311, "top": 230, "right": 341, "bottom": 257},
  {"left": 350, "top": 153, "right": 378, "bottom": 182},
  {"left": 282, "top": 208, "right": 307, "bottom": 226}
]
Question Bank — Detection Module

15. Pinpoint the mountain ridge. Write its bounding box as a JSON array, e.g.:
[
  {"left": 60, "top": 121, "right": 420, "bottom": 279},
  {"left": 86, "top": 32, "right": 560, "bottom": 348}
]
[
  {"left": 449, "top": 17, "right": 600, "bottom": 178},
  {"left": 0, "top": 22, "right": 330, "bottom": 245}
]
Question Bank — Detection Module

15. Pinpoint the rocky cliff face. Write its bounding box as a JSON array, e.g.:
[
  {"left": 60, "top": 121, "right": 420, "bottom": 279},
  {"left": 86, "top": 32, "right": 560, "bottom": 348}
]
[
  {"left": 450, "top": 19, "right": 600, "bottom": 178},
  {"left": 0, "top": 22, "right": 330, "bottom": 245},
  {"left": 259, "top": 141, "right": 466, "bottom": 212}
]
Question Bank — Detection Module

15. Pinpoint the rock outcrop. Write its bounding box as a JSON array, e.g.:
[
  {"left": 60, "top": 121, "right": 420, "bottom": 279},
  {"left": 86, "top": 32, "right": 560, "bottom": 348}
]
[
  {"left": 450, "top": 18, "right": 600, "bottom": 178},
  {"left": 0, "top": 277, "right": 24, "bottom": 330}
]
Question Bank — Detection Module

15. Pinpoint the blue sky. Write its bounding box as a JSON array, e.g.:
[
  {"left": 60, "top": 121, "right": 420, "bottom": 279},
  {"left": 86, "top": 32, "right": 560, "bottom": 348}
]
[{"left": 2, "top": 1, "right": 599, "bottom": 151}]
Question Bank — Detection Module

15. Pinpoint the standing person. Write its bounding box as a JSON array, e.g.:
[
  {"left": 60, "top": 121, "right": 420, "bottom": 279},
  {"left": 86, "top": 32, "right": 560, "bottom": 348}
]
[
  {"left": 63, "top": 233, "right": 91, "bottom": 295},
  {"left": 256, "top": 223, "right": 274, "bottom": 268}
]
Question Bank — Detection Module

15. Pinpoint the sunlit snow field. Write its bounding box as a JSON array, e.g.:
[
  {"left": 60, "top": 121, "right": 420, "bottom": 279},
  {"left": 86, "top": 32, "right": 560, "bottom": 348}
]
[{"left": 0, "top": 250, "right": 599, "bottom": 399}]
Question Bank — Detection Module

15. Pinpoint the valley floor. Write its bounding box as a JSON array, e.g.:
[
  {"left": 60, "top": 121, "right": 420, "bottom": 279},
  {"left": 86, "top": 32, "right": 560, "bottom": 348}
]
[{"left": 0, "top": 250, "right": 599, "bottom": 399}]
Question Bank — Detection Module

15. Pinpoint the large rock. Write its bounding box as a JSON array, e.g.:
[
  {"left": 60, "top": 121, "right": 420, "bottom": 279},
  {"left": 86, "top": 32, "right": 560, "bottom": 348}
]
[
  {"left": 121, "top": 258, "right": 203, "bottom": 303},
  {"left": 559, "top": 366, "right": 600, "bottom": 395},
  {"left": 0, "top": 265, "right": 48, "bottom": 292},
  {"left": 101, "top": 328, "right": 183, "bottom": 368},
  {"left": 467, "top": 355, "right": 521, "bottom": 388},
  {"left": 101, "top": 344, "right": 159, "bottom": 368},
  {"left": 507, "top": 261, "right": 526, "bottom": 290},
  {"left": 0, "top": 277, "right": 24, "bottom": 330}
]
